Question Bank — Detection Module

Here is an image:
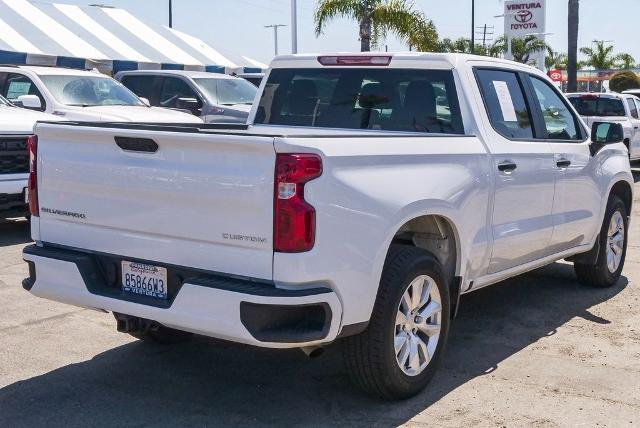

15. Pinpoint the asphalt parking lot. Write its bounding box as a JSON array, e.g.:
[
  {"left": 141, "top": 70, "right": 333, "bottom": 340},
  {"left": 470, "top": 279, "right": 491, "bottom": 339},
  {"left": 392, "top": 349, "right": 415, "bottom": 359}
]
[{"left": 1, "top": 178, "right": 639, "bottom": 427}]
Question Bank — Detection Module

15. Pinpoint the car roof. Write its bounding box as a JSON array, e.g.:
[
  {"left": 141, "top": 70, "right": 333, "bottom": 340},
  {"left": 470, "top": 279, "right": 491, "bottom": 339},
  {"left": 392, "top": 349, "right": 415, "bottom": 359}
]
[
  {"left": 566, "top": 92, "right": 630, "bottom": 99},
  {"left": 116, "top": 69, "right": 238, "bottom": 80},
  {"left": 0, "top": 65, "right": 110, "bottom": 77}
]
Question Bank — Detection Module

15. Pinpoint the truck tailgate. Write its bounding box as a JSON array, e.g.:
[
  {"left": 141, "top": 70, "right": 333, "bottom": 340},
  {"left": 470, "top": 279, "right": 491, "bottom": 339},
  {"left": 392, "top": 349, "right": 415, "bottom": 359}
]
[{"left": 34, "top": 123, "right": 275, "bottom": 280}]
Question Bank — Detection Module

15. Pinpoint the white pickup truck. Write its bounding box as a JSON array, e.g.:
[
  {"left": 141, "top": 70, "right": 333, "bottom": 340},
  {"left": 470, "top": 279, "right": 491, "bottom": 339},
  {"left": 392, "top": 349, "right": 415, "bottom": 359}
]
[{"left": 23, "top": 53, "right": 633, "bottom": 399}]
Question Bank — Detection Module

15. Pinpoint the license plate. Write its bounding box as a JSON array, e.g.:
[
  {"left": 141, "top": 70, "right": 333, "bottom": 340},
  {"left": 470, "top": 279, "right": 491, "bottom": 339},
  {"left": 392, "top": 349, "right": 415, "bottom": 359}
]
[{"left": 121, "top": 261, "right": 168, "bottom": 299}]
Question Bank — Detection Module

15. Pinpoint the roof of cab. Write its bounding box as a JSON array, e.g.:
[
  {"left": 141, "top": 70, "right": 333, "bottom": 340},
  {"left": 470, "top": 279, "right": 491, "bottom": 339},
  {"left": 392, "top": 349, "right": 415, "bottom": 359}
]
[{"left": 269, "top": 52, "right": 543, "bottom": 74}]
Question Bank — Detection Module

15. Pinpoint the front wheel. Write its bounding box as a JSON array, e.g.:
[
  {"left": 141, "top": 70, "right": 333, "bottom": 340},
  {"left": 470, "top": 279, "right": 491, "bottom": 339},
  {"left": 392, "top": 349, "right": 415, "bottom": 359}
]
[
  {"left": 574, "top": 195, "right": 628, "bottom": 287},
  {"left": 343, "top": 245, "right": 450, "bottom": 399}
]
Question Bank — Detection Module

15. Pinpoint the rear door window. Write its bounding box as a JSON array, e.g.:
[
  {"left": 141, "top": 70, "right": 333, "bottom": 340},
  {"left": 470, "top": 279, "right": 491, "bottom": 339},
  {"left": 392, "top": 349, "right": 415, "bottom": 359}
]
[
  {"left": 254, "top": 68, "right": 464, "bottom": 134},
  {"left": 475, "top": 69, "right": 534, "bottom": 139}
]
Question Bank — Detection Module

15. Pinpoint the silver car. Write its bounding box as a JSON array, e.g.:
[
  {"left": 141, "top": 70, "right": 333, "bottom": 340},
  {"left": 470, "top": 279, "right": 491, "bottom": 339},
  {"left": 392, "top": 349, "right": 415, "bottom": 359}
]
[{"left": 115, "top": 70, "right": 257, "bottom": 124}]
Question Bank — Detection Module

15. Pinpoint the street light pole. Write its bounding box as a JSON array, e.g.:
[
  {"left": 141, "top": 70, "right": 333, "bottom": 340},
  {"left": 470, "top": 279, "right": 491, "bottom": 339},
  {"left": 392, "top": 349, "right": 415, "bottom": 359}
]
[
  {"left": 470, "top": 0, "right": 475, "bottom": 54},
  {"left": 265, "top": 24, "right": 287, "bottom": 56},
  {"left": 291, "top": 0, "right": 298, "bottom": 54},
  {"left": 169, "top": 0, "right": 172, "bottom": 28}
]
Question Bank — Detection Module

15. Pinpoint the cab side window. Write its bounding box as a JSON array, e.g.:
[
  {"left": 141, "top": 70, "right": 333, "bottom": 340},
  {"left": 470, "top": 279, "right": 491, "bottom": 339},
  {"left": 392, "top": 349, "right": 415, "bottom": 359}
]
[
  {"left": 527, "top": 76, "right": 581, "bottom": 140},
  {"left": 120, "top": 75, "right": 156, "bottom": 104},
  {"left": 159, "top": 77, "right": 201, "bottom": 109},
  {"left": 2, "top": 73, "right": 46, "bottom": 111},
  {"left": 626, "top": 98, "right": 639, "bottom": 119},
  {"left": 476, "top": 69, "right": 534, "bottom": 139}
]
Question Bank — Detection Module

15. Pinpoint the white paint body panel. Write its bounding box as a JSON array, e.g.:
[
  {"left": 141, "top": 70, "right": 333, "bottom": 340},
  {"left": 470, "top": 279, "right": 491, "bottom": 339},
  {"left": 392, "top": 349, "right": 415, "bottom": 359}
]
[{"left": 26, "top": 53, "right": 634, "bottom": 347}]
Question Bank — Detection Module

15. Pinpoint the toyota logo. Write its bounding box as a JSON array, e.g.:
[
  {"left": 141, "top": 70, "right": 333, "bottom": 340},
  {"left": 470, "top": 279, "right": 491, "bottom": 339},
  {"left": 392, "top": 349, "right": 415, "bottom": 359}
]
[{"left": 515, "top": 10, "right": 533, "bottom": 23}]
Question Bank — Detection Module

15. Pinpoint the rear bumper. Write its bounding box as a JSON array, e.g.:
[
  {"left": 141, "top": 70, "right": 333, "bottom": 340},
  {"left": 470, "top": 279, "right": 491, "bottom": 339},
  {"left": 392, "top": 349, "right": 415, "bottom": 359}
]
[{"left": 23, "top": 244, "right": 342, "bottom": 348}]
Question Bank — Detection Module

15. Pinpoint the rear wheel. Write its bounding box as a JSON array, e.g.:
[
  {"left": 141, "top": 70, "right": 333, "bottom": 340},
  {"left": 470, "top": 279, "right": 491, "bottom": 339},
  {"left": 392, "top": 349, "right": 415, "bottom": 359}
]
[
  {"left": 343, "top": 245, "right": 450, "bottom": 399},
  {"left": 574, "top": 195, "right": 628, "bottom": 287}
]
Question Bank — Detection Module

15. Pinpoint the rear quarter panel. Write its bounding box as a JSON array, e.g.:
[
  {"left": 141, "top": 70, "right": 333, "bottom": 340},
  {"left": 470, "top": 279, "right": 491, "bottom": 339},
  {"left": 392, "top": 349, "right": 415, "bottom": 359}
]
[{"left": 273, "top": 135, "right": 492, "bottom": 326}]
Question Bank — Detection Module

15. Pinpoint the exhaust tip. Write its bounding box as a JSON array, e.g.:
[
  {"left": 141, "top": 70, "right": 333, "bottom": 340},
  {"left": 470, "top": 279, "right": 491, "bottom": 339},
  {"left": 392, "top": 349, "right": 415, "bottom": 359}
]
[{"left": 300, "top": 346, "right": 324, "bottom": 358}]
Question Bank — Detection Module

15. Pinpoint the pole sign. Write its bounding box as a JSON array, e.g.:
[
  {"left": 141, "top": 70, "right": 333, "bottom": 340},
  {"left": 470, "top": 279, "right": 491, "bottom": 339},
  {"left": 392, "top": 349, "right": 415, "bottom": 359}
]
[{"left": 504, "top": 0, "right": 547, "bottom": 69}]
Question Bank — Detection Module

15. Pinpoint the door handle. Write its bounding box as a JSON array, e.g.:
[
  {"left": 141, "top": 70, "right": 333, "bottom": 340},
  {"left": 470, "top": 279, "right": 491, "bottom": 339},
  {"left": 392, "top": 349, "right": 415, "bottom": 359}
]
[
  {"left": 556, "top": 159, "right": 571, "bottom": 168},
  {"left": 114, "top": 136, "right": 158, "bottom": 153},
  {"left": 497, "top": 161, "right": 517, "bottom": 172}
]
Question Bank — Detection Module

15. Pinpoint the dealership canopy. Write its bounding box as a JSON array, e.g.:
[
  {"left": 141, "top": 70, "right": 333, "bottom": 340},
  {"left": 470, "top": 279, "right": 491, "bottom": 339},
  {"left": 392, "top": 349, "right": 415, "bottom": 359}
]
[{"left": 0, "top": 0, "right": 267, "bottom": 74}]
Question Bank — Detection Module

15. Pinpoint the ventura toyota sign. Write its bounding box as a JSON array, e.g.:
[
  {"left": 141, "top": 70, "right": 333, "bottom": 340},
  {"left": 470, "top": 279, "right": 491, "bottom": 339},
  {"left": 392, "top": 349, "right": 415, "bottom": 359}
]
[
  {"left": 504, "top": 0, "right": 547, "bottom": 69},
  {"left": 504, "top": 1, "right": 546, "bottom": 36}
]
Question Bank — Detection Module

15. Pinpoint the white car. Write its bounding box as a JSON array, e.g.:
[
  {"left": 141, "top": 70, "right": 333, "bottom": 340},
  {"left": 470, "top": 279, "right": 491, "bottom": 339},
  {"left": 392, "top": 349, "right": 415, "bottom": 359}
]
[
  {"left": 567, "top": 92, "right": 640, "bottom": 160},
  {"left": 24, "top": 53, "right": 633, "bottom": 399},
  {"left": 0, "top": 95, "right": 62, "bottom": 217},
  {"left": 0, "top": 66, "right": 202, "bottom": 123}
]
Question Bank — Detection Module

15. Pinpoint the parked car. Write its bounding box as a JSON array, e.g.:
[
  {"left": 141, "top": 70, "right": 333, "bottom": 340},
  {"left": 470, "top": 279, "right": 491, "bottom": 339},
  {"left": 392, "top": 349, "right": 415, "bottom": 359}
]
[
  {"left": 115, "top": 70, "right": 257, "bottom": 123},
  {"left": 622, "top": 88, "right": 640, "bottom": 99},
  {"left": 0, "top": 95, "right": 62, "bottom": 218},
  {"left": 24, "top": 53, "right": 633, "bottom": 400},
  {"left": 566, "top": 92, "right": 640, "bottom": 160},
  {"left": 0, "top": 65, "right": 202, "bottom": 123},
  {"left": 236, "top": 72, "right": 264, "bottom": 87}
]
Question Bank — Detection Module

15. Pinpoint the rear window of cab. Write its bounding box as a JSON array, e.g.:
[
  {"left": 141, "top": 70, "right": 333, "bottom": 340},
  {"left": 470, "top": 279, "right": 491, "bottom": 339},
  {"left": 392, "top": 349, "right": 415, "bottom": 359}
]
[{"left": 254, "top": 68, "right": 464, "bottom": 134}]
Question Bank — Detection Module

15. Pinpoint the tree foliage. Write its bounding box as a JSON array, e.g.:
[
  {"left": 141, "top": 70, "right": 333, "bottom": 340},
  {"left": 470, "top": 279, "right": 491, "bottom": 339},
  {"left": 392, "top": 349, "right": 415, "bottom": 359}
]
[
  {"left": 545, "top": 48, "right": 568, "bottom": 70},
  {"left": 490, "top": 35, "right": 549, "bottom": 64},
  {"left": 579, "top": 41, "right": 629, "bottom": 70},
  {"left": 609, "top": 71, "right": 640, "bottom": 93},
  {"left": 314, "top": 0, "right": 438, "bottom": 52}
]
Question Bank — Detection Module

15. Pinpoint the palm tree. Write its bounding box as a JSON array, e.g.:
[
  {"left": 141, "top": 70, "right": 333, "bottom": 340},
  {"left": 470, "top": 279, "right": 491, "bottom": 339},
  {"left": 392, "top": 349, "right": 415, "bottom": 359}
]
[
  {"left": 567, "top": 0, "right": 579, "bottom": 92},
  {"left": 580, "top": 41, "right": 624, "bottom": 70},
  {"left": 545, "top": 48, "right": 568, "bottom": 70},
  {"left": 491, "top": 35, "right": 549, "bottom": 64},
  {"left": 436, "top": 37, "right": 488, "bottom": 55},
  {"left": 617, "top": 53, "right": 636, "bottom": 69},
  {"left": 314, "top": 0, "right": 437, "bottom": 52}
]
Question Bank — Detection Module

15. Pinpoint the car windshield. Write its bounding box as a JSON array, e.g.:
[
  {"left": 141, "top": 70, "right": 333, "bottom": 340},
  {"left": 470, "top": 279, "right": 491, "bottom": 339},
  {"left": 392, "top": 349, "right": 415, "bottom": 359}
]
[
  {"left": 568, "top": 96, "right": 626, "bottom": 117},
  {"left": 193, "top": 77, "right": 257, "bottom": 105},
  {"left": 40, "top": 75, "right": 144, "bottom": 107}
]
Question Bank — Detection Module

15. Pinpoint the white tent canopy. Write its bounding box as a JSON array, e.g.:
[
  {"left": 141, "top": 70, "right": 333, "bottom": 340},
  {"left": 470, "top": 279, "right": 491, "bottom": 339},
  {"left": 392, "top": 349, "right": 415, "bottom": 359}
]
[{"left": 0, "top": 0, "right": 267, "bottom": 74}]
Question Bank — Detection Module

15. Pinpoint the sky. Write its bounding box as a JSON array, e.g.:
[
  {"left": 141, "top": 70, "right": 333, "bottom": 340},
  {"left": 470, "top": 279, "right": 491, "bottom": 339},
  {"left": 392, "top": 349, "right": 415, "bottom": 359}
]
[{"left": 30, "top": 0, "right": 640, "bottom": 65}]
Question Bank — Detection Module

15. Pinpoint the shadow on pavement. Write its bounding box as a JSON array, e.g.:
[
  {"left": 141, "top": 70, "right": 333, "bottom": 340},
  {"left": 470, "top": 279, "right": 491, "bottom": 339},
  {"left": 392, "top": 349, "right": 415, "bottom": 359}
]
[
  {"left": 631, "top": 167, "right": 640, "bottom": 183},
  {"left": 0, "top": 262, "right": 627, "bottom": 427},
  {"left": 0, "top": 219, "right": 31, "bottom": 247}
]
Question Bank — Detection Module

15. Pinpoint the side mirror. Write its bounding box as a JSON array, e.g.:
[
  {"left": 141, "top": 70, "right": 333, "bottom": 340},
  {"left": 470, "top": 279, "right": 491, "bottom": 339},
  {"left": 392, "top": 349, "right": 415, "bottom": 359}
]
[
  {"left": 15, "top": 95, "right": 42, "bottom": 110},
  {"left": 590, "top": 121, "right": 624, "bottom": 155},
  {"left": 139, "top": 97, "right": 150, "bottom": 107},
  {"left": 176, "top": 97, "right": 201, "bottom": 114}
]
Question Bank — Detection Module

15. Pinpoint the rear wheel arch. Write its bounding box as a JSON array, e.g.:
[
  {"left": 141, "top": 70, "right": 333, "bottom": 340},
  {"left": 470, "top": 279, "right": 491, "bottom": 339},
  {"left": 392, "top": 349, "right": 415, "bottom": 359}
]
[{"left": 388, "top": 214, "right": 461, "bottom": 282}]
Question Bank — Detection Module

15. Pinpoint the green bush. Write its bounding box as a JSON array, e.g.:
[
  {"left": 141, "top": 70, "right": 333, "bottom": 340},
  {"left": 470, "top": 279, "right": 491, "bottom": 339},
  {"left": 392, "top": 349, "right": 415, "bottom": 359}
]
[{"left": 609, "top": 71, "right": 640, "bottom": 93}]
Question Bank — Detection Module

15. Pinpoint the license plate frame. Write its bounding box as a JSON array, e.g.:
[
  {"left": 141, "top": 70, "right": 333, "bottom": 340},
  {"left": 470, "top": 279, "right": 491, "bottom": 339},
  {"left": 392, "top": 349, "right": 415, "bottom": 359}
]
[{"left": 121, "top": 261, "right": 168, "bottom": 300}]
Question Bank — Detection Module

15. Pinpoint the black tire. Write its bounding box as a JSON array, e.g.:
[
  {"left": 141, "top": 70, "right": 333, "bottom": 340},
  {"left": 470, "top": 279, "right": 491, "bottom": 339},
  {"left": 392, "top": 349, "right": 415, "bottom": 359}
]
[
  {"left": 343, "top": 244, "right": 451, "bottom": 399},
  {"left": 574, "top": 195, "right": 628, "bottom": 287}
]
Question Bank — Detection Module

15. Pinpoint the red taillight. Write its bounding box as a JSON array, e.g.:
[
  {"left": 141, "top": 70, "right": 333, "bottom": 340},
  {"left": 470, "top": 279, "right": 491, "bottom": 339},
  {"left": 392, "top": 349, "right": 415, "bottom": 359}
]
[
  {"left": 274, "top": 153, "right": 322, "bottom": 253},
  {"left": 317, "top": 55, "right": 392, "bottom": 66},
  {"left": 27, "top": 135, "right": 38, "bottom": 216}
]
